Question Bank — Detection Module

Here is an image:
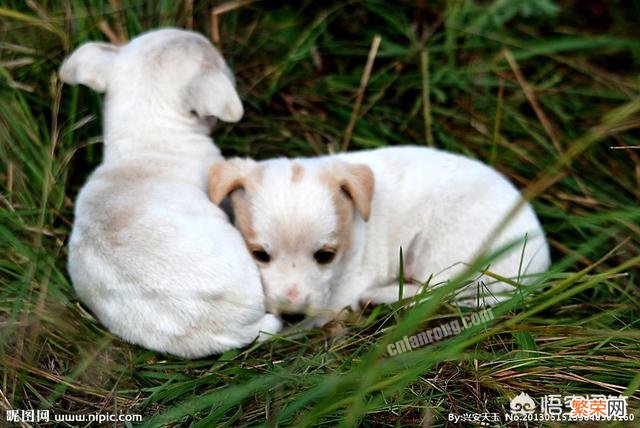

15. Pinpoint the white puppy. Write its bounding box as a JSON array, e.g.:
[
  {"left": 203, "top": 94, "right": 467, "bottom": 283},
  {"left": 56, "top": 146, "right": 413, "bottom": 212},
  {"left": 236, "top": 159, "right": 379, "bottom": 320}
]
[
  {"left": 208, "top": 146, "right": 550, "bottom": 317},
  {"left": 61, "top": 28, "right": 280, "bottom": 358}
]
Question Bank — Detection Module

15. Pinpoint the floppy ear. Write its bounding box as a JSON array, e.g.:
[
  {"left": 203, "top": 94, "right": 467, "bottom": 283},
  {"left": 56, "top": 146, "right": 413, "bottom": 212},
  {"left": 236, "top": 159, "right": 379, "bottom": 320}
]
[
  {"left": 208, "top": 159, "right": 255, "bottom": 204},
  {"left": 338, "top": 163, "right": 375, "bottom": 221},
  {"left": 186, "top": 70, "right": 244, "bottom": 123},
  {"left": 59, "top": 42, "right": 120, "bottom": 92}
]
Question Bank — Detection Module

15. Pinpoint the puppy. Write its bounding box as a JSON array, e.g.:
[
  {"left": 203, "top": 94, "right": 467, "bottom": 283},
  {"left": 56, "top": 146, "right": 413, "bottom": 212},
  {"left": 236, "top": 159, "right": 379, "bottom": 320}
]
[
  {"left": 208, "top": 146, "right": 550, "bottom": 317},
  {"left": 61, "top": 28, "right": 280, "bottom": 358}
]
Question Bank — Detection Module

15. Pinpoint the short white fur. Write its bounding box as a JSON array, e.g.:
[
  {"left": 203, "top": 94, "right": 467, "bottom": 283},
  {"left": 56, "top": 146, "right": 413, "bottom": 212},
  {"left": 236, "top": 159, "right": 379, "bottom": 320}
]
[
  {"left": 62, "top": 28, "right": 280, "bottom": 358},
  {"left": 209, "top": 146, "right": 551, "bottom": 318}
]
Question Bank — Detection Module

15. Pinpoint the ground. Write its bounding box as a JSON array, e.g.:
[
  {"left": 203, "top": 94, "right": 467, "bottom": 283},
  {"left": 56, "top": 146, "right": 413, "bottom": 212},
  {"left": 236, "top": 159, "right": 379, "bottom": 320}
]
[{"left": 0, "top": 1, "right": 639, "bottom": 427}]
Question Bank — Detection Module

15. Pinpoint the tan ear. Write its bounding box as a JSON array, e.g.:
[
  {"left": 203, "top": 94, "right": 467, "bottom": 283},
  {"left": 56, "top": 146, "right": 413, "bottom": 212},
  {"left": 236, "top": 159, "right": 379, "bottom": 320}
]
[
  {"left": 208, "top": 159, "right": 254, "bottom": 204},
  {"left": 338, "top": 162, "right": 375, "bottom": 221}
]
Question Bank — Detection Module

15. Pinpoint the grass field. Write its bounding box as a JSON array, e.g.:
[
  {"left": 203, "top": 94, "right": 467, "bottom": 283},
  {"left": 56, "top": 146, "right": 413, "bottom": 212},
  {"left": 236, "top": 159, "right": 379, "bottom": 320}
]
[{"left": 1, "top": 1, "right": 639, "bottom": 426}]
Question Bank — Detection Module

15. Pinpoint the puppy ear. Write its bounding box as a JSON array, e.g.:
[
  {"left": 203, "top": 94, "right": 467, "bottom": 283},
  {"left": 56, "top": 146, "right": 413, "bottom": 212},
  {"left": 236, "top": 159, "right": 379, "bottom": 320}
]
[
  {"left": 186, "top": 70, "right": 244, "bottom": 122},
  {"left": 208, "top": 159, "right": 255, "bottom": 204},
  {"left": 59, "top": 42, "right": 120, "bottom": 92},
  {"left": 338, "top": 163, "right": 375, "bottom": 221}
]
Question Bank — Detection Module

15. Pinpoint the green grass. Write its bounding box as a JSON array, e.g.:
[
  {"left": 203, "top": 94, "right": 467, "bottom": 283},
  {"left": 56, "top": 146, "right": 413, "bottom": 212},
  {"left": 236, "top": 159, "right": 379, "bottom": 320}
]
[{"left": 1, "top": 1, "right": 639, "bottom": 426}]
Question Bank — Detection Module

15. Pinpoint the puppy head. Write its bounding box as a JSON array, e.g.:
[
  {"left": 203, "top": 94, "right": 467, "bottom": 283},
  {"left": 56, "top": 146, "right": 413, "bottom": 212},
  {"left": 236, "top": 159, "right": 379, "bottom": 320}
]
[
  {"left": 209, "top": 158, "right": 374, "bottom": 314},
  {"left": 59, "top": 28, "right": 242, "bottom": 123}
]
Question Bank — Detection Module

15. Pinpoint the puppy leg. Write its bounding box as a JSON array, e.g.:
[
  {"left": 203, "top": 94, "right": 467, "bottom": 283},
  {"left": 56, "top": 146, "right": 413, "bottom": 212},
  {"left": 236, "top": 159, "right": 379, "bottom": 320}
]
[
  {"left": 358, "top": 283, "right": 424, "bottom": 308},
  {"left": 403, "top": 230, "right": 432, "bottom": 280},
  {"left": 357, "top": 231, "right": 431, "bottom": 308}
]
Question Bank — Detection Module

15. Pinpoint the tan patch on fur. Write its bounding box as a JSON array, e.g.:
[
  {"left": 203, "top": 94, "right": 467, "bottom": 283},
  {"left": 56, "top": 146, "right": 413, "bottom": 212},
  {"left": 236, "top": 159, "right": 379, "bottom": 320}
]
[
  {"left": 332, "top": 190, "right": 354, "bottom": 251},
  {"left": 319, "top": 161, "right": 374, "bottom": 252},
  {"left": 208, "top": 159, "right": 264, "bottom": 244},
  {"left": 230, "top": 193, "right": 256, "bottom": 242},
  {"left": 94, "top": 164, "right": 158, "bottom": 185},
  {"left": 320, "top": 161, "right": 375, "bottom": 221},
  {"left": 208, "top": 159, "right": 259, "bottom": 205},
  {"left": 341, "top": 163, "right": 374, "bottom": 221},
  {"left": 105, "top": 206, "right": 139, "bottom": 246},
  {"left": 91, "top": 163, "right": 162, "bottom": 247},
  {"left": 291, "top": 163, "right": 304, "bottom": 182}
]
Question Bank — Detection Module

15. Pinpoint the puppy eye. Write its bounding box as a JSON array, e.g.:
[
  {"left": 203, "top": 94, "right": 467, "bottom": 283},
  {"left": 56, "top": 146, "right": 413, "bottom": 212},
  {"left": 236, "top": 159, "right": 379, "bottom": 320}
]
[
  {"left": 251, "top": 249, "right": 271, "bottom": 263},
  {"left": 313, "top": 249, "right": 336, "bottom": 265}
]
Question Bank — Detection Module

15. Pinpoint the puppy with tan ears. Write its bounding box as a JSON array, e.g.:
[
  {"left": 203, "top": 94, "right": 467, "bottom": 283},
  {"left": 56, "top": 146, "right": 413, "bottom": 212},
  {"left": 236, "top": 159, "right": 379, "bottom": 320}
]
[
  {"left": 62, "top": 28, "right": 280, "bottom": 358},
  {"left": 209, "top": 146, "right": 550, "bottom": 318}
]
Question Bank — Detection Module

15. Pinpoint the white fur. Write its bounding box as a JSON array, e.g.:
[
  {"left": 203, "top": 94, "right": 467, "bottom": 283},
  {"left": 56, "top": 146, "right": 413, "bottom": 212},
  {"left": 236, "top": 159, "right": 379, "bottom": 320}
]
[
  {"left": 210, "top": 146, "right": 551, "bottom": 317},
  {"left": 62, "top": 28, "right": 280, "bottom": 358}
]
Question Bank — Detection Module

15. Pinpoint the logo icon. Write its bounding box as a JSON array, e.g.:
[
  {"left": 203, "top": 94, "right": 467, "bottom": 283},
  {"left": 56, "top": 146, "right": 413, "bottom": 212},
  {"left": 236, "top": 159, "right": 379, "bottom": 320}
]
[{"left": 510, "top": 392, "right": 536, "bottom": 414}]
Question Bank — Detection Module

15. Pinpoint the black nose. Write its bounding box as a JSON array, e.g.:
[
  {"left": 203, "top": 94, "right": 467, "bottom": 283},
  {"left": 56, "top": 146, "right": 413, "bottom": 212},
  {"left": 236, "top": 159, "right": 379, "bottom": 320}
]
[{"left": 280, "top": 312, "right": 307, "bottom": 324}]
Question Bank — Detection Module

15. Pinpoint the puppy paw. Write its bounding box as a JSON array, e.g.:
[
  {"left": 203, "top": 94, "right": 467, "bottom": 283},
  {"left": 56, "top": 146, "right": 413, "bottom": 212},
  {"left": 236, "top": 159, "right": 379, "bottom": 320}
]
[{"left": 256, "top": 314, "right": 283, "bottom": 342}]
